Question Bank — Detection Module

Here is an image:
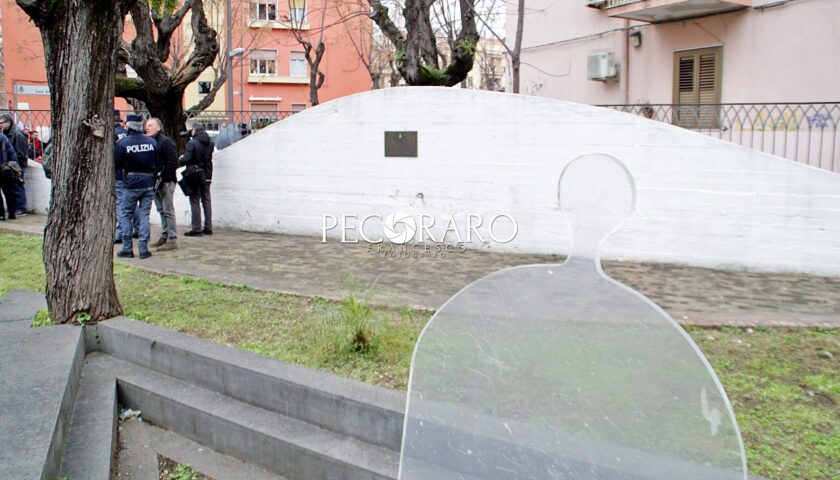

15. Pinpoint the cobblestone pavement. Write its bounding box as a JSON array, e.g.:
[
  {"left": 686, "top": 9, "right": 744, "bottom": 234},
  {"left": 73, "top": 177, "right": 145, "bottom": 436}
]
[{"left": 3, "top": 214, "right": 838, "bottom": 327}]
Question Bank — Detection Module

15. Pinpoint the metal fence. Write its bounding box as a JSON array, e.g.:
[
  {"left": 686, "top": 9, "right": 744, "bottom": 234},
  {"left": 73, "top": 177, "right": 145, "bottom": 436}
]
[
  {"left": 10, "top": 104, "right": 840, "bottom": 171},
  {"left": 183, "top": 110, "right": 296, "bottom": 134},
  {"left": 599, "top": 102, "right": 840, "bottom": 173},
  {"left": 3, "top": 109, "right": 296, "bottom": 145}
]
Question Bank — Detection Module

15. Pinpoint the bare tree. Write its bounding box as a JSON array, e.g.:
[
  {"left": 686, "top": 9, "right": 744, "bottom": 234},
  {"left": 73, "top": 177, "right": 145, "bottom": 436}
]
[
  {"left": 465, "top": 0, "right": 524, "bottom": 93},
  {"left": 367, "top": 0, "right": 478, "bottom": 86},
  {"left": 15, "top": 0, "right": 137, "bottom": 323},
  {"left": 188, "top": 0, "right": 268, "bottom": 114},
  {"left": 115, "top": 0, "right": 220, "bottom": 145},
  {"left": 475, "top": 37, "right": 504, "bottom": 91},
  {"left": 287, "top": 0, "right": 327, "bottom": 105},
  {"left": 284, "top": 0, "right": 369, "bottom": 105},
  {"left": 339, "top": 0, "right": 383, "bottom": 89}
]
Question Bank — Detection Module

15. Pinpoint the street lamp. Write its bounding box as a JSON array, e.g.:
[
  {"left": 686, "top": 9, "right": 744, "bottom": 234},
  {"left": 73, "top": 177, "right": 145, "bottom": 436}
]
[{"left": 227, "top": 47, "right": 245, "bottom": 126}]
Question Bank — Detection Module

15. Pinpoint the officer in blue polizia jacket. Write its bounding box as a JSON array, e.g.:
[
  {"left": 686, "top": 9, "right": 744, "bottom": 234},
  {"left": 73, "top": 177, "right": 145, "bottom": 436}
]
[{"left": 115, "top": 114, "right": 161, "bottom": 259}]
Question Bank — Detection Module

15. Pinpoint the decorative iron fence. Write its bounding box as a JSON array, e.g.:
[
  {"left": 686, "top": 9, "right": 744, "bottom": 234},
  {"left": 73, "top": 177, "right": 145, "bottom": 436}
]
[
  {"left": 599, "top": 102, "right": 840, "bottom": 173},
  {"left": 183, "top": 110, "right": 296, "bottom": 134},
  {"left": 2, "top": 109, "right": 296, "bottom": 145},
  {"left": 10, "top": 104, "right": 840, "bottom": 171}
]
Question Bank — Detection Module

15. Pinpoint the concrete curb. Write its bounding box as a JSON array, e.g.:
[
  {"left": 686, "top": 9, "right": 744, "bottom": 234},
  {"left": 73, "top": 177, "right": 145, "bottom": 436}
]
[
  {"left": 90, "top": 353, "right": 398, "bottom": 480},
  {"left": 87, "top": 317, "right": 406, "bottom": 451},
  {"left": 58, "top": 356, "right": 119, "bottom": 480}
]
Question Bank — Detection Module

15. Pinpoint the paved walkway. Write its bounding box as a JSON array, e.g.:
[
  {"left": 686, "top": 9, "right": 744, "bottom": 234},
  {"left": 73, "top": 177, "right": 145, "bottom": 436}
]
[{"left": 3, "top": 214, "right": 838, "bottom": 328}]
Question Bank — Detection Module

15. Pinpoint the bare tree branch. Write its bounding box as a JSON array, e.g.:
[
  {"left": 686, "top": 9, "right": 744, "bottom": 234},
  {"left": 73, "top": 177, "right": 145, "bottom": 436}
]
[
  {"left": 153, "top": 1, "right": 193, "bottom": 62},
  {"left": 171, "top": 0, "right": 219, "bottom": 90}
]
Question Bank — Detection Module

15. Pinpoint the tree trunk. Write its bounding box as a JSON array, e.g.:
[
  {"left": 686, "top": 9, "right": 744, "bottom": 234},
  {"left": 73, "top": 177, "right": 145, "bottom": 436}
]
[
  {"left": 16, "top": 0, "right": 136, "bottom": 323},
  {"left": 371, "top": 72, "right": 382, "bottom": 90},
  {"left": 146, "top": 91, "right": 186, "bottom": 152},
  {"left": 512, "top": 0, "right": 524, "bottom": 94},
  {"left": 117, "top": 0, "right": 218, "bottom": 152},
  {"left": 512, "top": 56, "right": 521, "bottom": 94},
  {"left": 368, "top": 0, "right": 477, "bottom": 87},
  {"left": 308, "top": 42, "right": 326, "bottom": 106}
]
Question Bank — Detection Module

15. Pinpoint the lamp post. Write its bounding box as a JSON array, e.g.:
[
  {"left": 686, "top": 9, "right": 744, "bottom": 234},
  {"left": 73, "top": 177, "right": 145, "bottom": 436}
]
[{"left": 227, "top": 47, "right": 245, "bottom": 126}]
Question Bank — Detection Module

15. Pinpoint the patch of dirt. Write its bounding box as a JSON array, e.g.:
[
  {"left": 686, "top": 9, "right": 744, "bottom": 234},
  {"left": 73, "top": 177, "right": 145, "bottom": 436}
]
[{"left": 157, "top": 455, "right": 213, "bottom": 480}]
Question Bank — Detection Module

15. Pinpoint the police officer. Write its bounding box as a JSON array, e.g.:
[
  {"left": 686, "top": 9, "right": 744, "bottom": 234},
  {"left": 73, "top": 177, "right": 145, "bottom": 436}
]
[
  {"left": 113, "top": 109, "right": 136, "bottom": 244},
  {"left": 115, "top": 114, "right": 160, "bottom": 259}
]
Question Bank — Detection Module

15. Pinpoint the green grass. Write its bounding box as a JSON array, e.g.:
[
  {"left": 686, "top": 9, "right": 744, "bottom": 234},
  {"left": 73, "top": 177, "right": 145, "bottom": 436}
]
[{"left": 1, "top": 232, "right": 837, "bottom": 480}]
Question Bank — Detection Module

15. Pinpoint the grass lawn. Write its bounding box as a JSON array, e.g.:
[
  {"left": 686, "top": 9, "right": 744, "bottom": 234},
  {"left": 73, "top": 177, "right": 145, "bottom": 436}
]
[{"left": 1, "top": 232, "right": 837, "bottom": 480}]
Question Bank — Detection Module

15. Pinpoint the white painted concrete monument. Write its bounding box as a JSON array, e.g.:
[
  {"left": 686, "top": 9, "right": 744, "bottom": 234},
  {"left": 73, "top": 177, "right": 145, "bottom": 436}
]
[{"left": 24, "top": 87, "right": 840, "bottom": 275}]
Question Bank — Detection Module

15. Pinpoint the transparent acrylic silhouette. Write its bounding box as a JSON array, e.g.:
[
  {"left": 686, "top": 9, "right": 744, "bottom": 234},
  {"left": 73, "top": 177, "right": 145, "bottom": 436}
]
[{"left": 398, "top": 154, "right": 748, "bottom": 479}]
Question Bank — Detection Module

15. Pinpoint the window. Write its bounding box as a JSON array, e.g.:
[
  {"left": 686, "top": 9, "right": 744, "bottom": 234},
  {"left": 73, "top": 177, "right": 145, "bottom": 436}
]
[
  {"left": 250, "top": 49, "right": 277, "bottom": 76},
  {"left": 672, "top": 47, "right": 722, "bottom": 129},
  {"left": 250, "top": 103, "right": 279, "bottom": 129},
  {"left": 291, "top": 103, "right": 306, "bottom": 113},
  {"left": 289, "top": 0, "right": 306, "bottom": 23},
  {"left": 250, "top": 1, "right": 277, "bottom": 21},
  {"left": 198, "top": 81, "right": 211, "bottom": 94},
  {"left": 290, "top": 52, "right": 307, "bottom": 77}
]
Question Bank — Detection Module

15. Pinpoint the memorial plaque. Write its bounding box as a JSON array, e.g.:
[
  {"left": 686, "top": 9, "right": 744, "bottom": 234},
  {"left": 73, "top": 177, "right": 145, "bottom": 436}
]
[
  {"left": 399, "top": 154, "right": 748, "bottom": 480},
  {"left": 385, "top": 131, "right": 418, "bottom": 157}
]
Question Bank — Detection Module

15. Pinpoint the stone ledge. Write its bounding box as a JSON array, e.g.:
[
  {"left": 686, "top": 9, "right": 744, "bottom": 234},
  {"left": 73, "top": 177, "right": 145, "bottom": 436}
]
[{"left": 87, "top": 317, "right": 406, "bottom": 451}]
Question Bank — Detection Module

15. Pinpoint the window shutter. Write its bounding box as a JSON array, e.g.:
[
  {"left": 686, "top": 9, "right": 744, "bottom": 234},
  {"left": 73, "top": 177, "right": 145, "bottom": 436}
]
[
  {"left": 673, "top": 47, "right": 722, "bottom": 129},
  {"left": 250, "top": 49, "right": 276, "bottom": 60}
]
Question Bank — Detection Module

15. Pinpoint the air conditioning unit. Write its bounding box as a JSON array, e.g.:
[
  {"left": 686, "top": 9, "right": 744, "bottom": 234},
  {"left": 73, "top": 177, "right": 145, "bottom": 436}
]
[
  {"left": 587, "top": 52, "right": 618, "bottom": 81},
  {"left": 586, "top": 0, "right": 607, "bottom": 7}
]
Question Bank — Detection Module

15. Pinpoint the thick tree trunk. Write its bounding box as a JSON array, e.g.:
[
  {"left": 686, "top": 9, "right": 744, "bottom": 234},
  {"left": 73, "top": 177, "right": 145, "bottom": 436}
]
[
  {"left": 146, "top": 91, "right": 186, "bottom": 152},
  {"left": 368, "top": 0, "right": 477, "bottom": 87},
  {"left": 121, "top": 0, "right": 218, "bottom": 151},
  {"left": 16, "top": 0, "right": 136, "bottom": 323}
]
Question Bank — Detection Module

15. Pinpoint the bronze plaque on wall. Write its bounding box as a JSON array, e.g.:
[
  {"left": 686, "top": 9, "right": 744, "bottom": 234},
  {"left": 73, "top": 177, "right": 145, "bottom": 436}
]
[{"left": 384, "top": 131, "right": 418, "bottom": 157}]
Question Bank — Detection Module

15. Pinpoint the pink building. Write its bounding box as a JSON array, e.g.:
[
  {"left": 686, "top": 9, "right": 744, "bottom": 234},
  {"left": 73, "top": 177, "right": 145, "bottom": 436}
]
[{"left": 510, "top": 0, "right": 840, "bottom": 171}]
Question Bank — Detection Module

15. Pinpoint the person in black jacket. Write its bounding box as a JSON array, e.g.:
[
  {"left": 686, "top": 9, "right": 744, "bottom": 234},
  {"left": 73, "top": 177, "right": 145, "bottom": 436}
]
[
  {"left": 179, "top": 122, "right": 214, "bottom": 236},
  {"left": 145, "top": 118, "right": 179, "bottom": 250},
  {"left": 0, "top": 113, "right": 30, "bottom": 216},
  {"left": 0, "top": 133, "right": 19, "bottom": 221},
  {"left": 115, "top": 114, "right": 161, "bottom": 259}
]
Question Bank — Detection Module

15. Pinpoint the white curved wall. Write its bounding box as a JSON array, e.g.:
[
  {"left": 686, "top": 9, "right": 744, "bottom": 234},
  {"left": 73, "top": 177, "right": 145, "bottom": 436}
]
[{"left": 25, "top": 88, "right": 840, "bottom": 276}]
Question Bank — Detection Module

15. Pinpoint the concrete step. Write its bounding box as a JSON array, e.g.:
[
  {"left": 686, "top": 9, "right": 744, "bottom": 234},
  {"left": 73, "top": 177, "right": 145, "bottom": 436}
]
[
  {"left": 118, "top": 416, "right": 290, "bottom": 480},
  {"left": 0, "top": 290, "right": 84, "bottom": 480},
  {"left": 87, "top": 353, "right": 399, "bottom": 480},
  {"left": 88, "top": 317, "right": 405, "bottom": 451},
  {"left": 58, "top": 355, "right": 119, "bottom": 480}
]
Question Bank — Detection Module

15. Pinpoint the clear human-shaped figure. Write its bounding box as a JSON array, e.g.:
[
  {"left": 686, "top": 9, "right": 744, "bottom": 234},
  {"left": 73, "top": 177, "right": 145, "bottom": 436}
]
[{"left": 398, "top": 154, "right": 748, "bottom": 480}]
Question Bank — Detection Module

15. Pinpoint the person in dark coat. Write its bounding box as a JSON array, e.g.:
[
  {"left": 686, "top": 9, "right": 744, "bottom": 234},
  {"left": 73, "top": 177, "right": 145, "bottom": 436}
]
[
  {"left": 115, "top": 114, "right": 161, "bottom": 259},
  {"left": 113, "top": 109, "right": 138, "bottom": 244},
  {"left": 145, "top": 117, "right": 178, "bottom": 250},
  {"left": 0, "top": 133, "right": 19, "bottom": 221},
  {"left": 179, "top": 122, "right": 214, "bottom": 236},
  {"left": 0, "top": 113, "right": 30, "bottom": 216}
]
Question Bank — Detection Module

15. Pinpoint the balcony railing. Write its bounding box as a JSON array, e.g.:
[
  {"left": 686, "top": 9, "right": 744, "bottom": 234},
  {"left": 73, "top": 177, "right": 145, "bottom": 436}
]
[
  {"left": 606, "top": 0, "right": 640, "bottom": 7},
  {"left": 599, "top": 102, "right": 840, "bottom": 173}
]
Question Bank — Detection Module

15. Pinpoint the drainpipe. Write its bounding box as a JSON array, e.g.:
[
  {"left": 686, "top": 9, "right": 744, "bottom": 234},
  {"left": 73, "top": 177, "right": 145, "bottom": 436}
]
[{"left": 623, "top": 19, "right": 630, "bottom": 104}]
